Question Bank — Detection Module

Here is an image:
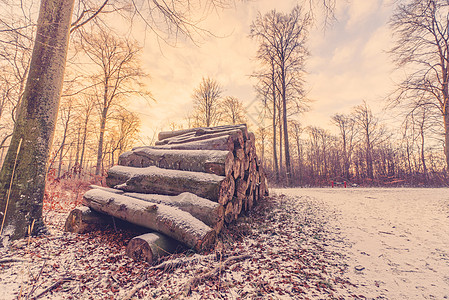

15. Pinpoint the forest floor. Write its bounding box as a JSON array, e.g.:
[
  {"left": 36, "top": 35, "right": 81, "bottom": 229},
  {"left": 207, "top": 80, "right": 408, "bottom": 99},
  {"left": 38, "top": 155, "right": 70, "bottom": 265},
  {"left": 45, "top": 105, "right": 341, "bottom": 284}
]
[{"left": 0, "top": 183, "right": 448, "bottom": 299}]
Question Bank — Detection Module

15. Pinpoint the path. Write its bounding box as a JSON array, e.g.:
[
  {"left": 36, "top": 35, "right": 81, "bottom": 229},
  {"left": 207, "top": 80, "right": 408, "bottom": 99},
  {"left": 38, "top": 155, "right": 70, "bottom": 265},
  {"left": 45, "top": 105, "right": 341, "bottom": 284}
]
[{"left": 276, "top": 188, "right": 449, "bottom": 299}]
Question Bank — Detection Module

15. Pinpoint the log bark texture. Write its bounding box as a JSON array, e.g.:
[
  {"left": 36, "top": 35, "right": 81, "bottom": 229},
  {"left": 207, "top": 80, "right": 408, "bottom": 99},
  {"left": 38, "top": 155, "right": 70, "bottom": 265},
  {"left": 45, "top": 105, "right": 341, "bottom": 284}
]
[
  {"left": 77, "top": 124, "right": 267, "bottom": 255},
  {"left": 142, "top": 134, "right": 238, "bottom": 152},
  {"left": 83, "top": 189, "right": 216, "bottom": 251},
  {"left": 158, "top": 124, "right": 248, "bottom": 141},
  {"left": 123, "top": 192, "right": 224, "bottom": 233},
  {"left": 118, "top": 149, "right": 234, "bottom": 177},
  {"left": 106, "top": 165, "right": 234, "bottom": 204},
  {"left": 156, "top": 129, "right": 243, "bottom": 146}
]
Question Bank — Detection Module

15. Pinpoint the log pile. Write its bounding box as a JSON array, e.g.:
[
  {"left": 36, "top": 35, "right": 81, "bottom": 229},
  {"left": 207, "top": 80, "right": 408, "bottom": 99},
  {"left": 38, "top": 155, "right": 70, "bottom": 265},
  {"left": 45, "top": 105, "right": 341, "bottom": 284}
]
[{"left": 65, "top": 124, "right": 268, "bottom": 262}]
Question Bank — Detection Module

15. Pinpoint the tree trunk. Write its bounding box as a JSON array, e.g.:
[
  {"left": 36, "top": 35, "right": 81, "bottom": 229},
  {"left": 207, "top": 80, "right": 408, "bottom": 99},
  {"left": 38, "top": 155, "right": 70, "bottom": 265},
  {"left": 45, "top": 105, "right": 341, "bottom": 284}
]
[
  {"left": 83, "top": 189, "right": 216, "bottom": 252},
  {"left": 79, "top": 110, "right": 90, "bottom": 178},
  {"left": 119, "top": 148, "right": 234, "bottom": 177},
  {"left": 282, "top": 81, "right": 292, "bottom": 186},
  {"left": 272, "top": 76, "right": 279, "bottom": 181},
  {"left": 279, "top": 103, "right": 283, "bottom": 176},
  {"left": 57, "top": 140, "right": 65, "bottom": 178},
  {"left": 444, "top": 112, "right": 449, "bottom": 171},
  {"left": 96, "top": 108, "right": 107, "bottom": 176},
  {"left": 126, "top": 232, "right": 182, "bottom": 263},
  {"left": 0, "top": 0, "right": 74, "bottom": 242},
  {"left": 106, "top": 165, "right": 235, "bottom": 205}
]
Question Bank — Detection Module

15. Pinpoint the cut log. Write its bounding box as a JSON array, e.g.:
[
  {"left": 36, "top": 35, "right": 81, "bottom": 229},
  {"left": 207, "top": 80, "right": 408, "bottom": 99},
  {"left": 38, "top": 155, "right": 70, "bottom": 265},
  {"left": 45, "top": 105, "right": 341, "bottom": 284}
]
[
  {"left": 158, "top": 128, "right": 198, "bottom": 141},
  {"left": 126, "top": 232, "right": 182, "bottom": 263},
  {"left": 64, "top": 206, "right": 110, "bottom": 234},
  {"left": 156, "top": 129, "right": 243, "bottom": 146},
  {"left": 123, "top": 192, "right": 224, "bottom": 233},
  {"left": 141, "top": 135, "right": 237, "bottom": 152},
  {"left": 224, "top": 202, "right": 234, "bottom": 224},
  {"left": 195, "top": 124, "right": 248, "bottom": 136},
  {"left": 158, "top": 124, "right": 248, "bottom": 141},
  {"left": 89, "top": 185, "right": 124, "bottom": 194},
  {"left": 106, "top": 165, "right": 234, "bottom": 204},
  {"left": 118, "top": 148, "right": 234, "bottom": 177},
  {"left": 233, "top": 157, "right": 242, "bottom": 179},
  {"left": 235, "top": 178, "right": 249, "bottom": 199},
  {"left": 83, "top": 189, "right": 216, "bottom": 251}
]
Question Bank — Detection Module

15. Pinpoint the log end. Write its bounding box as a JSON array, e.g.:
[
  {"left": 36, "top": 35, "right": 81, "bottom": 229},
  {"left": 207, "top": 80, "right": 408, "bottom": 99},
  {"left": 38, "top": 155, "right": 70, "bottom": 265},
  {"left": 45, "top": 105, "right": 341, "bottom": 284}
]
[
  {"left": 64, "top": 206, "right": 108, "bottom": 234},
  {"left": 196, "top": 230, "right": 216, "bottom": 252},
  {"left": 126, "top": 232, "right": 183, "bottom": 263},
  {"left": 126, "top": 235, "right": 155, "bottom": 263},
  {"left": 213, "top": 205, "right": 225, "bottom": 234}
]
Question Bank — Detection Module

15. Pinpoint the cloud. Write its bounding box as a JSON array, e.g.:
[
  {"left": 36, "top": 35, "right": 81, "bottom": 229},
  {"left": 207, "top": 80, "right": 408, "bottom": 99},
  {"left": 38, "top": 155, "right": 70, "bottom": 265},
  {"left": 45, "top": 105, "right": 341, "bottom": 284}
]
[
  {"left": 346, "top": 0, "right": 382, "bottom": 28},
  {"left": 125, "top": 0, "right": 398, "bottom": 138}
]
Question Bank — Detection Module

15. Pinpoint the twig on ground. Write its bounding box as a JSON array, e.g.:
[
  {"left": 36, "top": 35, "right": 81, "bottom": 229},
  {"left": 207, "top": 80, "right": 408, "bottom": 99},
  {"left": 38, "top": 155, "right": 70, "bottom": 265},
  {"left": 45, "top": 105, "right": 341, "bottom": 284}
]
[
  {"left": 121, "top": 279, "right": 150, "bottom": 300},
  {"left": 32, "top": 277, "right": 74, "bottom": 299},
  {"left": 0, "top": 258, "right": 28, "bottom": 263},
  {"left": 182, "top": 254, "right": 251, "bottom": 296},
  {"left": 151, "top": 254, "right": 215, "bottom": 273}
]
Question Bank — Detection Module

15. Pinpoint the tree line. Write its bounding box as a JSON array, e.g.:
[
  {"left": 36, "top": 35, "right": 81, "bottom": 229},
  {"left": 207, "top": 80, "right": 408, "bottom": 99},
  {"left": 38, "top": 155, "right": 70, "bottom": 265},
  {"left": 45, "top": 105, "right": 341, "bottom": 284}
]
[
  {"left": 256, "top": 100, "right": 447, "bottom": 187},
  {"left": 250, "top": 1, "right": 449, "bottom": 187}
]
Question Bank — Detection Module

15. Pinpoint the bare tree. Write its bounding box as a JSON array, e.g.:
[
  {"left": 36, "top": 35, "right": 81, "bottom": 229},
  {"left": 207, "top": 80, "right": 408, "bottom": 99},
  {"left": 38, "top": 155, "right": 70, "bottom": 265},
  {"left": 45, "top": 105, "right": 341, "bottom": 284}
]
[
  {"left": 250, "top": 6, "right": 311, "bottom": 185},
  {"left": 389, "top": 0, "right": 449, "bottom": 170},
  {"left": 221, "top": 96, "right": 247, "bottom": 125},
  {"left": 331, "top": 113, "right": 355, "bottom": 179},
  {"left": 352, "top": 101, "right": 387, "bottom": 180},
  {"left": 78, "top": 27, "right": 148, "bottom": 175},
  {"left": 107, "top": 110, "right": 140, "bottom": 166},
  {"left": 191, "top": 77, "right": 223, "bottom": 127}
]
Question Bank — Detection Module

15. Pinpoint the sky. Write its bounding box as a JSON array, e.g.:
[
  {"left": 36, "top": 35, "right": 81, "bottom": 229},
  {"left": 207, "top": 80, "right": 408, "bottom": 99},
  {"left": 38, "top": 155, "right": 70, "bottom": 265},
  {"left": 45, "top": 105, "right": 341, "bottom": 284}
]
[{"left": 131, "top": 0, "right": 399, "bottom": 141}]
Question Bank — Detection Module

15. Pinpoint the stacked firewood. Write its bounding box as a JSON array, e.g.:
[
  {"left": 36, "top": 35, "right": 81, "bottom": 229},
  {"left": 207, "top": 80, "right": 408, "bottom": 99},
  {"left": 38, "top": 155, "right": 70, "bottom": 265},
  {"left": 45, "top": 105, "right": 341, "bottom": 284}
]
[{"left": 65, "top": 124, "right": 267, "bottom": 262}]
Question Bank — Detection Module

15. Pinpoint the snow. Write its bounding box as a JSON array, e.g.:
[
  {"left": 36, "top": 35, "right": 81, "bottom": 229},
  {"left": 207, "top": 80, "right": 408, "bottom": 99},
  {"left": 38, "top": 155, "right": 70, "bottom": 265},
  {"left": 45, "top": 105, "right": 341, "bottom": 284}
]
[
  {"left": 275, "top": 188, "right": 449, "bottom": 299},
  {"left": 110, "top": 165, "right": 225, "bottom": 183},
  {"left": 1, "top": 187, "right": 448, "bottom": 299},
  {"left": 136, "top": 148, "right": 230, "bottom": 162},
  {"left": 84, "top": 189, "right": 214, "bottom": 247},
  {"left": 124, "top": 191, "right": 219, "bottom": 210}
]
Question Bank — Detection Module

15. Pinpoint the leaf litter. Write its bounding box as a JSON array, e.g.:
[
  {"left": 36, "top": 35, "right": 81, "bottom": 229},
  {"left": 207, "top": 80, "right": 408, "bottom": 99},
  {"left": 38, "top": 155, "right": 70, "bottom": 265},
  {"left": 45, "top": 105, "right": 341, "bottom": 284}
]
[{"left": 0, "top": 180, "right": 364, "bottom": 299}]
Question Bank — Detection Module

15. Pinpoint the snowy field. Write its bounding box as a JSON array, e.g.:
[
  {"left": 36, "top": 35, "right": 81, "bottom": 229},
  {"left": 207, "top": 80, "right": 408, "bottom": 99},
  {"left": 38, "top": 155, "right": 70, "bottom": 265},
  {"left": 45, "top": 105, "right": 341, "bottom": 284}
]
[{"left": 275, "top": 188, "right": 449, "bottom": 299}]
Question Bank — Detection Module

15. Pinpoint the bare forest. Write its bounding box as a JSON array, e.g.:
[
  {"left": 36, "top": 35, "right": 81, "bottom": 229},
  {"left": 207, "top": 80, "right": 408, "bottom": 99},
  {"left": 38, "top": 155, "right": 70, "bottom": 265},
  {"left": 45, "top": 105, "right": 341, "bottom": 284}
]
[{"left": 0, "top": 0, "right": 448, "bottom": 299}]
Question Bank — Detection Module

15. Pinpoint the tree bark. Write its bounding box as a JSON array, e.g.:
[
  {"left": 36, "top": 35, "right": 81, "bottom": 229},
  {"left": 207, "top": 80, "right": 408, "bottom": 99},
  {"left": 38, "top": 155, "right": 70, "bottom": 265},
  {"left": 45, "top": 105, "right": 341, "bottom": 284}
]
[
  {"left": 118, "top": 148, "right": 234, "bottom": 177},
  {"left": 272, "top": 66, "right": 279, "bottom": 181},
  {"left": 158, "top": 124, "right": 248, "bottom": 141},
  {"left": 126, "top": 232, "right": 182, "bottom": 263},
  {"left": 88, "top": 186, "right": 224, "bottom": 232},
  {"left": 282, "top": 76, "right": 292, "bottom": 186},
  {"left": 106, "top": 165, "right": 234, "bottom": 205},
  {"left": 0, "top": 0, "right": 75, "bottom": 242},
  {"left": 122, "top": 191, "right": 224, "bottom": 233},
  {"left": 140, "top": 134, "right": 238, "bottom": 152},
  {"left": 95, "top": 108, "right": 108, "bottom": 176},
  {"left": 83, "top": 189, "right": 216, "bottom": 251},
  {"left": 156, "top": 129, "right": 243, "bottom": 146},
  {"left": 445, "top": 112, "right": 449, "bottom": 171}
]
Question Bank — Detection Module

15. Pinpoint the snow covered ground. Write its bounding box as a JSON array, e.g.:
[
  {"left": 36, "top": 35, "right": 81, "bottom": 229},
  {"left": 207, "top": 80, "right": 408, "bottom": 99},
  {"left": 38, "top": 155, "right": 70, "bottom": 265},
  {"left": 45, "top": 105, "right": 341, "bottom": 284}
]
[
  {"left": 275, "top": 188, "right": 449, "bottom": 299},
  {"left": 0, "top": 187, "right": 448, "bottom": 299}
]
